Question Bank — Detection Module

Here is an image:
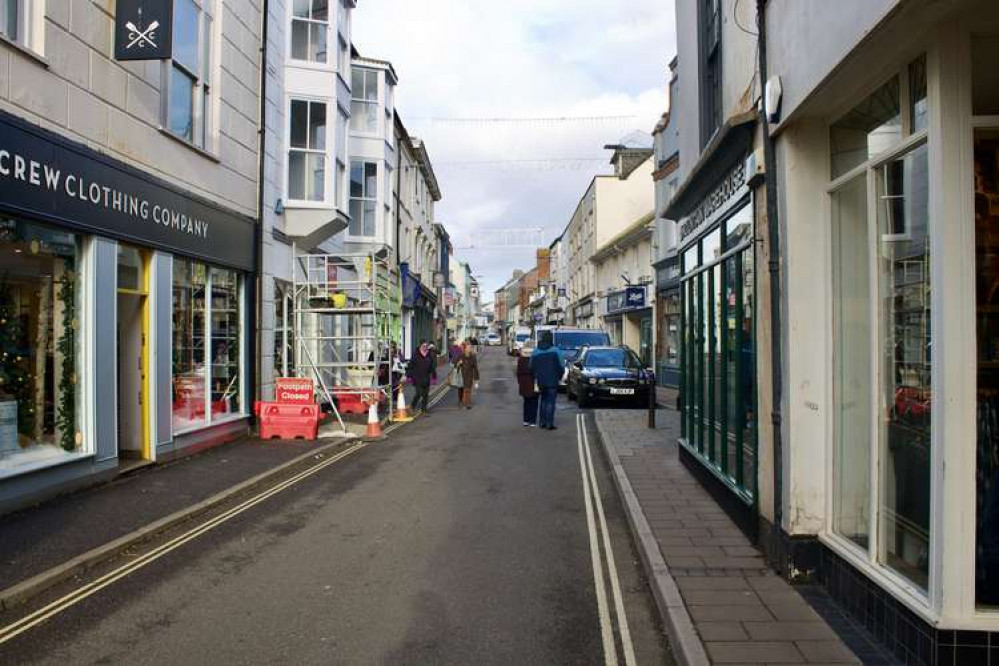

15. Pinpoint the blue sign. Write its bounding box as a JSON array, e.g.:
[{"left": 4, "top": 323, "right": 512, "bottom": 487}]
[{"left": 626, "top": 286, "right": 646, "bottom": 308}]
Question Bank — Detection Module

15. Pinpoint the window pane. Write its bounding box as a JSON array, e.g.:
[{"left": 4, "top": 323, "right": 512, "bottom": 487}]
[
  {"left": 311, "top": 0, "right": 329, "bottom": 21},
  {"left": 740, "top": 249, "right": 755, "bottom": 494},
  {"left": 290, "top": 19, "right": 309, "bottom": 61},
  {"left": 173, "top": 260, "right": 206, "bottom": 430},
  {"left": 201, "top": 87, "right": 210, "bottom": 148},
  {"left": 310, "top": 21, "right": 327, "bottom": 62},
  {"left": 909, "top": 54, "right": 927, "bottom": 133},
  {"left": 1, "top": 0, "right": 18, "bottom": 41},
  {"left": 348, "top": 198, "right": 362, "bottom": 235},
  {"left": 683, "top": 245, "right": 699, "bottom": 272},
  {"left": 169, "top": 66, "right": 195, "bottom": 141},
  {"left": 202, "top": 16, "right": 212, "bottom": 80},
  {"left": 877, "top": 143, "right": 930, "bottom": 590},
  {"left": 288, "top": 151, "right": 306, "bottom": 200},
  {"left": 702, "top": 228, "right": 722, "bottom": 263},
  {"left": 349, "top": 161, "right": 363, "bottom": 198},
  {"left": 363, "top": 200, "right": 376, "bottom": 236},
  {"left": 289, "top": 100, "right": 308, "bottom": 148},
  {"left": 830, "top": 76, "right": 901, "bottom": 179},
  {"left": 364, "top": 162, "right": 377, "bottom": 196},
  {"left": 364, "top": 100, "right": 378, "bottom": 131},
  {"left": 309, "top": 102, "right": 326, "bottom": 150},
  {"left": 725, "top": 203, "right": 752, "bottom": 250},
  {"left": 173, "top": 0, "right": 200, "bottom": 73},
  {"left": 292, "top": 0, "right": 310, "bottom": 18},
  {"left": 973, "top": 36, "right": 999, "bottom": 116},
  {"left": 351, "top": 68, "right": 364, "bottom": 96},
  {"left": 831, "top": 175, "right": 872, "bottom": 550},
  {"left": 307, "top": 153, "right": 325, "bottom": 201},
  {"left": 364, "top": 70, "right": 378, "bottom": 101},
  {"left": 209, "top": 268, "right": 240, "bottom": 420},
  {"left": 0, "top": 218, "right": 82, "bottom": 472}
]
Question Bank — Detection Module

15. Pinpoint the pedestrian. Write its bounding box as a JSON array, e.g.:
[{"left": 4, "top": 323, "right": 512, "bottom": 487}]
[
  {"left": 454, "top": 340, "right": 480, "bottom": 409},
  {"left": 516, "top": 346, "right": 538, "bottom": 426},
  {"left": 530, "top": 330, "right": 565, "bottom": 430},
  {"left": 406, "top": 339, "right": 437, "bottom": 415}
]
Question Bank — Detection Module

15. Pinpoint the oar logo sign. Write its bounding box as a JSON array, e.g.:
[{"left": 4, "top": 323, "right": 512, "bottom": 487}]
[{"left": 114, "top": 0, "right": 173, "bottom": 62}]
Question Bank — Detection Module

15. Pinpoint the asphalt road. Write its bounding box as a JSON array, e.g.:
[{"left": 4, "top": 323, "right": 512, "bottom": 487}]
[{"left": 0, "top": 347, "right": 672, "bottom": 665}]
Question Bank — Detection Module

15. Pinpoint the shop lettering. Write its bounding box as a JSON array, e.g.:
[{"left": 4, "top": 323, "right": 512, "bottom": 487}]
[
  {"left": 0, "top": 146, "right": 209, "bottom": 240},
  {"left": 679, "top": 160, "right": 746, "bottom": 242}
]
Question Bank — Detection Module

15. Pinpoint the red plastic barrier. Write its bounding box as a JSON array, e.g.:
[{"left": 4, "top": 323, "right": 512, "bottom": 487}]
[
  {"left": 332, "top": 389, "right": 383, "bottom": 415},
  {"left": 254, "top": 401, "right": 325, "bottom": 440}
]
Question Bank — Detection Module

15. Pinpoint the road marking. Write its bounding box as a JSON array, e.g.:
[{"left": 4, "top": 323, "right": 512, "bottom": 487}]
[
  {"left": 577, "top": 413, "right": 618, "bottom": 666},
  {"left": 581, "top": 415, "right": 637, "bottom": 666},
  {"left": 0, "top": 442, "right": 370, "bottom": 646}
]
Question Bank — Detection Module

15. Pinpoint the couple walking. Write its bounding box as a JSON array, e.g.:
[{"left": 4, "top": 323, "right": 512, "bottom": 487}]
[{"left": 516, "top": 331, "right": 564, "bottom": 430}]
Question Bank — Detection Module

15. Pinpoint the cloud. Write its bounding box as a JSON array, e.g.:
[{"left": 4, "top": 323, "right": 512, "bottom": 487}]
[{"left": 352, "top": 0, "right": 677, "bottom": 297}]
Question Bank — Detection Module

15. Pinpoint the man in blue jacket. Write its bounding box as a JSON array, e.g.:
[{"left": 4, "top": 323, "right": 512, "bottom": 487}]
[{"left": 530, "top": 330, "right": 565, "bottom": 430}]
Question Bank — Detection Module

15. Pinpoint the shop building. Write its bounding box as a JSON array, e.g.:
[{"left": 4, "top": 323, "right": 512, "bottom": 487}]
[
  {"left": 0, "top": 0, "right": 260, "bottom": 511},
  {"left": 765, "top": 0, "right": 999, "bottom": 660}
]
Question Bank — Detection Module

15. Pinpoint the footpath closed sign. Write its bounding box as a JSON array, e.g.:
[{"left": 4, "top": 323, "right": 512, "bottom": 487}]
[
  {"left": 275, "top": 378, "right": 315, "bottom": 404},
  {"left": 115, "top": 0, "right": 174, "bottom": 61}
]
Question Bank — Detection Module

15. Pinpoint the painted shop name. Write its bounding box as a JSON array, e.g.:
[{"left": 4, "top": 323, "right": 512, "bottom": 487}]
[
  {"left": 679, "top": 160, "right": 746, "bottom": 242},
  {"left": 0, "top": 148, "right": 209, "bottom": 239}
]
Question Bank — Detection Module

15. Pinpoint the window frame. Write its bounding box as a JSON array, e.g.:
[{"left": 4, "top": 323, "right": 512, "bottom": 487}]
[
  {"left": 824, "top": 55, "right": 934, "bottom": 606},
  {"left": 348, "top": 160, "right": 378, "bottom": 238},
  {"left": 160, "top": 0, "right": 216, "bottom": 153},
  {"left": 289, "top": 0, "right": 330, "bottom": 66},
  {"left": 286, "top": 97, "right": 329, "bottom": 204},
  {"left": 350, "top": 66, "right": 380, "bottom": 136}
]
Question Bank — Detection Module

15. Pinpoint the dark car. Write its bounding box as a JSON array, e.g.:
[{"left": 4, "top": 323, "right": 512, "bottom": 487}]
[{"left": 567, "top": 346, "right": 654, "bottom": 407}]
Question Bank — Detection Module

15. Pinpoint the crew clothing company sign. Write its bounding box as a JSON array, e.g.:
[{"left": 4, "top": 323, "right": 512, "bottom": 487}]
[
  {"left": 115, "top": 0, "right": 174, "bottom": 61},
  {"left": 0, "top": 112, "right": 255, "bottom": 271}
]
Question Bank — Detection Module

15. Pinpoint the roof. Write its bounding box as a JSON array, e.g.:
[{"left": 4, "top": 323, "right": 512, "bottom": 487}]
[
  {"left": 618, "top": 130, "right": 654, "bottom": 149},
  {"left": 350, "top": 47, "right": 400, "bottom": 85}
]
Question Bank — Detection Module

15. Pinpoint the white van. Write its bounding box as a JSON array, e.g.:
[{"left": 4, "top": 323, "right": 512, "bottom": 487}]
[{"left": 509, "top": 327, "right": 532, "bottom": 354}]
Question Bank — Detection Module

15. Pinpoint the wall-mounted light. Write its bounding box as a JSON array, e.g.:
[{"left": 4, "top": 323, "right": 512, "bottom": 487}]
[
  {"left": 765, "top": 75, "right": 783, "bottom": 124},
  {"left": 275, "top": 198, "right": 285, "bottom": 215}
]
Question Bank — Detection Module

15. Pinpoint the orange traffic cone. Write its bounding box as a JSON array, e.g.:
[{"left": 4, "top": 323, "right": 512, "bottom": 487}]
[
  {"left": 365, "top": 400, "right": 383, "bottom": 438},
  {"left": 393, "top": 384, "right": 413, "bottom": 422}
]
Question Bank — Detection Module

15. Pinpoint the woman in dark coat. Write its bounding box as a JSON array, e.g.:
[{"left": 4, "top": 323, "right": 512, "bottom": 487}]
[
  {"left": 455, "top": 341, "right": 480, "bottom": 409},
  {"left": 516, "top": 347, "right": 538, "bottom": 426}
]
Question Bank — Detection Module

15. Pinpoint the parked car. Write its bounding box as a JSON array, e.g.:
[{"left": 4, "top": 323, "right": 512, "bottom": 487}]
[
  {"left": 485, "top": 332, "right": 502, "bottom": 346},
  {"left": 534, "top": 327, "right": 612, "bottom": 386},
  {"left": 566, "top": 346, "right": 654, "bottom": 407}
]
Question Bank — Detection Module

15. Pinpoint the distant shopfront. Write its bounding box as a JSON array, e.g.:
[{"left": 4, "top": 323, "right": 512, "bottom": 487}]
[
  {"left": 603, "top": 285, "right": 653, "bottom": 367},
  {"left": 0, "top": 110, "right": 255, "bottom": 511},
  {"left": 655, "top": 255, "right": 680, "bottom": 389}
]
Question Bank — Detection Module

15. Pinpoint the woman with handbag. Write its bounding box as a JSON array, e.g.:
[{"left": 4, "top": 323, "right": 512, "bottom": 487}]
[
  {"left": 516, "top": 346, "right": 538, "bottom": 426},
  {"left": 454, "top": 340, "right": 480, "bottom": 409}
]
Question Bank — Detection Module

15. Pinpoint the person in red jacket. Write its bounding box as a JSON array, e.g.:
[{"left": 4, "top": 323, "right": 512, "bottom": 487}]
[{"left": 516, "top": 347, "right": 538, "bottom": 426}]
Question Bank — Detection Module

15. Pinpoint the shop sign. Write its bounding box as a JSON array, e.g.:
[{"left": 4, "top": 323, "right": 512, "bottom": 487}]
[
  {"left": 679, "top": 159, "right": 746, "bottom": 243},
  {"left": 0, "top": 112, "right": 256, "bottom": 270},
  {"left": 606, "top": 286, "right": 647, "bottom": 314},
  {"left": 275, "top": 378, "right": 314, "bottom": 403},
  {"left": 114, "top": 0, "right": 174, "bottom": 61}
]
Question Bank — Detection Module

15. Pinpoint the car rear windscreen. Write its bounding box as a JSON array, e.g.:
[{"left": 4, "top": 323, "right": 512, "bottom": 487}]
[
  {"left": 515, "top": 333, "right": 530, "bottom": 342},
  {"left": 555, "top": 331, "right": 610, "bottom": 350}
]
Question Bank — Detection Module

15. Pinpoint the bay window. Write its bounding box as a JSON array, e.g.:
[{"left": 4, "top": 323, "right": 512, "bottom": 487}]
[
  {"left": 291, "top": 0, "right": 328, "bottom": 63},
  {"left": 288, "top": 99, "right": 327, "bottom": 202},
  {"left": 829, "top": 56, "right": 931, "bottom": 591},
  {"left": 164, "top": 0, "right": 214, "bottom": 150}
]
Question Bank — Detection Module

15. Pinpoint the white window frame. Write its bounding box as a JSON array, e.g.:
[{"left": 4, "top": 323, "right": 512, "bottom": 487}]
[
  {"left": 289, "top": 0, "right": 330, "bottom": 65},
  {"left": 161, "top": 0, "right": 216, "bottom": 153},
  {"left": 350, "top": 67, "right": 380, "bottom": 135},
  {"left": 1, "top": 0, "right": 44, "bottom": 57},
  {"left": 286, "top": 97, "right": 329, "bottom": 204},
  {"left": 349, "top": 160, "right": 378, "bottom": 238}
]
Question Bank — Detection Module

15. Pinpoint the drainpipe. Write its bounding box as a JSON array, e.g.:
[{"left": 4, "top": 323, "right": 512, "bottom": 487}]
[
  {"left": 756, "top": 0, "right": 785, "bottom": 574},
  {"left": 252, "top": 0, "right": 270, "bottom": 412}
]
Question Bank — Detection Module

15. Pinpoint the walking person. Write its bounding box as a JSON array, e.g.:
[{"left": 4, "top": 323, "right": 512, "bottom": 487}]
[
  {"left": 455, "top": 340, "right": 480, "bottom": 409},
  {"left": 406, "top": 340, "right": 437, "bottom": 416},
  {"left": 530, "top": 331, "right": 565, "bottom": 430},
  {"left": 516, "top": 347, "right": 539, "bottom": 426}
]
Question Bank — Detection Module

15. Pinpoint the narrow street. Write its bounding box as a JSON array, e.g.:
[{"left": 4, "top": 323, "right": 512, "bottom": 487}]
[{"left": 0, "top": 348, "right": 671, "bottom": 665}]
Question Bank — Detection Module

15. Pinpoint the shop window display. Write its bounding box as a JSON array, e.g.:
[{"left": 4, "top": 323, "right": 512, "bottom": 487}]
[{"left": 0, "top": 218, "right": 83, "bottom": 473}]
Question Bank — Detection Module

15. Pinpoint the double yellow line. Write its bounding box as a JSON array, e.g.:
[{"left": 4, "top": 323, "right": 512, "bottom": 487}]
[{"left": 0, "top": 442, "right": 370, "bottom": 646}]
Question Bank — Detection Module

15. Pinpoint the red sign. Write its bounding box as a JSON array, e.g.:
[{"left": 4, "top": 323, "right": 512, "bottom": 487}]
[{"left": 275, "top": 378, "right": 314, "bottom": 404}]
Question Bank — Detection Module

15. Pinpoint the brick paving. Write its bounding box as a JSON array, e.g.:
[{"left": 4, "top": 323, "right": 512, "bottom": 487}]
[{"left": 595, "top": 408, "right": 861, "bottom": 665}]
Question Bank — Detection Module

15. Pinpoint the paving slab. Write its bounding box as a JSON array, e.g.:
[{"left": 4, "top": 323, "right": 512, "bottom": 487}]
[{"left": 594, "top": 408, "right": 863, "bottom": 665}]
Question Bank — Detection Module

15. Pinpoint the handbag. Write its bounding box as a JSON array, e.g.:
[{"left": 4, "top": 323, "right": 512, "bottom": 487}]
[{"left": 449, "top": 368, "right": 463, "bottom": 389}]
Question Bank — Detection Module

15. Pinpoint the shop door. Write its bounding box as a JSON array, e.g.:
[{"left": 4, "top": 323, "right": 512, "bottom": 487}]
[
  {"left": 116, "top": 246, "right": 151, "bottom": 466},
  {"left": 639, "top": 316, "right": 653, "bottom": 368}
]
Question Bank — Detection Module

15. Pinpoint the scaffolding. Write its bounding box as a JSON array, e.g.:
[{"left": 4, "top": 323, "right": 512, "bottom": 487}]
[{"left": 292, "top": 251, "right": 402, "bottom": 432}]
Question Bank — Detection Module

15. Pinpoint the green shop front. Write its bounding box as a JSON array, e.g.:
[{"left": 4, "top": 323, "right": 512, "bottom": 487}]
[
  {"left": 671, "top": 124, "right": 759, "bottom": 529},
  {"left": 0, "top": 110, "right": 256, "bottom": 514}
]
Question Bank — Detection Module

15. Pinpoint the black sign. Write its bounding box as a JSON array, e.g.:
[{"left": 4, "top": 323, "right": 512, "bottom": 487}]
[
  {"left": 607, "top": 286, "right": 647, "bottom": 313},
  {"left": 0, "top": 111, "right": 255, "bottom": 271},
  {"left": 115, "top": 0, "right": 174, "bottom": 61}
]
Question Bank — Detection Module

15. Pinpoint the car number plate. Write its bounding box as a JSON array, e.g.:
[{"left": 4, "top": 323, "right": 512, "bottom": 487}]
[{"left": 610, "top": 388, "right": 634, "bottom": 395}]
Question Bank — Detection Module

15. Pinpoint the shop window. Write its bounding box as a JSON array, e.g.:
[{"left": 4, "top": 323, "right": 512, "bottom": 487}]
[
  {"left": 831, "top": 175, "right": 872, "bottom": 550},
  {"left": 909, "top": 55, "right": 928, "bottom": 133},
  {"left": 291, "top": 0, "right": 328, "bottom": 63},
  {"left": 172, "top": 260, "right": 243, "bottom": 431},
  {"left": 165, "top": 0, "right": 214, "bottom": 149},
  {"left": 830, "top": 77, "right": 901, "bottom": 179},
  {"left": 288, "top": 99, "right": 327, "bottom": 202},
  {"left": 973, "top": 36, "right": 999, "bottom": 117},
  {"left": 0, "top": 218, "right": 83, "bottom": 475}
]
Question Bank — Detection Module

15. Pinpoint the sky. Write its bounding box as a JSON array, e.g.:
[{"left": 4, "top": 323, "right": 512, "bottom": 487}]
[{"left": 352, "top": 0, "right": 677, "bottom": 299}]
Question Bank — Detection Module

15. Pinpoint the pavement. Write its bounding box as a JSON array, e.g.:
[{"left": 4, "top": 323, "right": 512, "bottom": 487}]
[
  {"left": 0, "top": 348, "right": 673, "bottom": 665},
  {"left": 594, "top": 408, "right": 870, "bottom": 665}
]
